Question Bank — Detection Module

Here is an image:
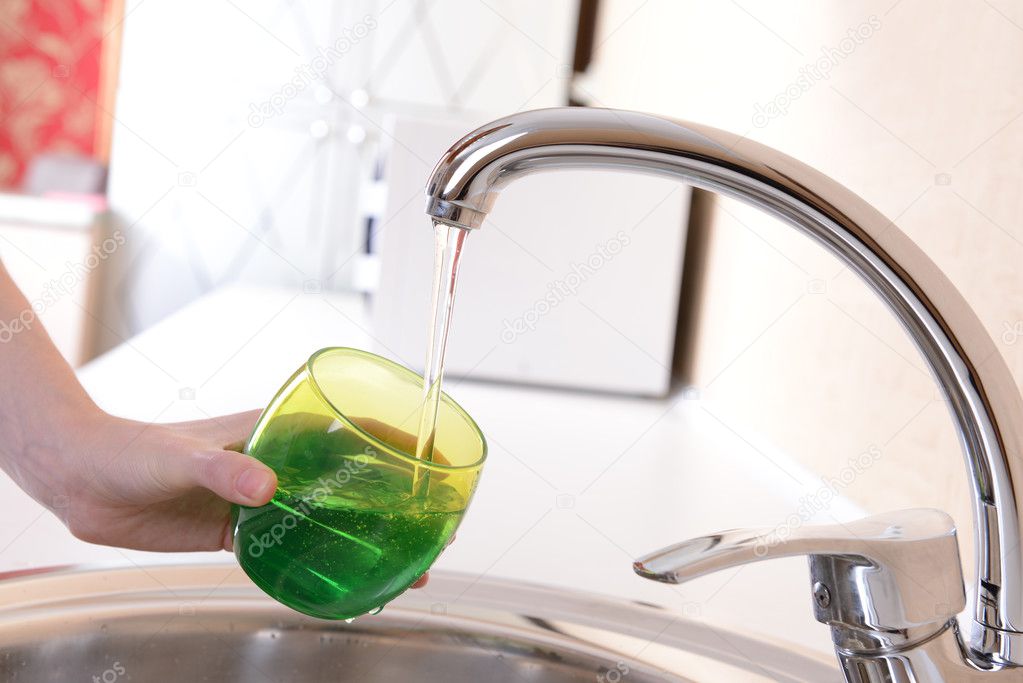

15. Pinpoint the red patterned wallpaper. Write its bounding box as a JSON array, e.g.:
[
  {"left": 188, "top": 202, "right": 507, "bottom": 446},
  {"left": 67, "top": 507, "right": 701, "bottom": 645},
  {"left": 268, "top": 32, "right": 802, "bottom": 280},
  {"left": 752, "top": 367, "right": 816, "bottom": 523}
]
[{"left": 0, "top": 1, "right": 108, "bottom": 189}]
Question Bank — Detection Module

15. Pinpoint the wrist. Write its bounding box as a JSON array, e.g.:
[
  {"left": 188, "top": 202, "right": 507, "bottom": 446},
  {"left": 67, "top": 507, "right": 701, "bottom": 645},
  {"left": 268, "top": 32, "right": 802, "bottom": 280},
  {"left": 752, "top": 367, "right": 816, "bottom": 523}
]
[{"left": 1, "top": 392, "right": 107, "bottom": 510}]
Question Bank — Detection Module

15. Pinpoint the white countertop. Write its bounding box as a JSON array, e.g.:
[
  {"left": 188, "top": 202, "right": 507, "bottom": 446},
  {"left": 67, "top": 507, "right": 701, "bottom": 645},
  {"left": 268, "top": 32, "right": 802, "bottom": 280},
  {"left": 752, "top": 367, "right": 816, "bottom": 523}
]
[{"left": 0, "top": 284, "right": 863, "bottom": 655}]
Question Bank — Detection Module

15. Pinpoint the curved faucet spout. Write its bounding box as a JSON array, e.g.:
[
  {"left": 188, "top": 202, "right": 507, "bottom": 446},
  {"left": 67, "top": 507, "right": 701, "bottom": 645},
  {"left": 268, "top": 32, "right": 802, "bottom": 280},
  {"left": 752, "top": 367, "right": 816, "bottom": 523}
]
[{"left": 423, "top": 107, "right": 1023, "bottom": 667}]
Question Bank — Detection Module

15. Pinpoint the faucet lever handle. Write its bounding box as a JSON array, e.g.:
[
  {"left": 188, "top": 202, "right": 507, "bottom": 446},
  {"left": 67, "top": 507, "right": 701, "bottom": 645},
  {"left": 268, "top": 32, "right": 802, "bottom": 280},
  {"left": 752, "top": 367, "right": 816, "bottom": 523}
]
[
  {"left": 634, "top": 508, "right": 957, "bottom": 584},
  {"left": 634, "top": 509, "right": 967, "bottom": 651}
]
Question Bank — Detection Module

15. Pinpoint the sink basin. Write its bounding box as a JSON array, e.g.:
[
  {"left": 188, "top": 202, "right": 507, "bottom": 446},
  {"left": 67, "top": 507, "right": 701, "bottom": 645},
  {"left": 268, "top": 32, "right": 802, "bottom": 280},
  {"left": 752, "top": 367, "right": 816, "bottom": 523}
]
[{"left": 0, "top": 565, "right": 838, "bottom": 682}]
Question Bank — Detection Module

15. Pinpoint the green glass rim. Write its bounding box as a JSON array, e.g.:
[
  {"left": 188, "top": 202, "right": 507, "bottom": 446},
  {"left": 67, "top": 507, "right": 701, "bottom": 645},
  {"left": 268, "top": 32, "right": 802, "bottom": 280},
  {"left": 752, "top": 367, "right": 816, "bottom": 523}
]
[{"left": 304, "top": 346, "right": 488, "bottom": 472}]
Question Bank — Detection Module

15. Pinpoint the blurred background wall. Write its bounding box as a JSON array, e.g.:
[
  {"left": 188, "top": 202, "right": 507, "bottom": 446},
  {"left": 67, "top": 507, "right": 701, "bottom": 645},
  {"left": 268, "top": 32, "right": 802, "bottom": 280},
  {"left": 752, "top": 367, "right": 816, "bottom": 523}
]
[
  {"left": 580, "top": 0, "right": 1023, "bottom": 574},
  {"left": 100, "top": 0, "right": 579, "bottom": 346}
]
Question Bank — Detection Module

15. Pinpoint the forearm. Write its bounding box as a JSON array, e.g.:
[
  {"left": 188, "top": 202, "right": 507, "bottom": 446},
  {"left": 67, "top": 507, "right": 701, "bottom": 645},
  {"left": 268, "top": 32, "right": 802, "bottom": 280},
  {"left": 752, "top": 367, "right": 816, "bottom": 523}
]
[{"left": 0, "top": 262, "right": 99, "bottom": 492}]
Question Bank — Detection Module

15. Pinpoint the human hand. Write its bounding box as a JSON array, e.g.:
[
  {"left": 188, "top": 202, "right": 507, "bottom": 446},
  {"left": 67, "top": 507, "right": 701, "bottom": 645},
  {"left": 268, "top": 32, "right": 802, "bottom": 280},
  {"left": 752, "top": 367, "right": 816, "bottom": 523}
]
[
  {"left": 29, "top": 408, "right": 276, "bottom": 552},
  {"left": 19, "top": 406, "right": 431, "bottom": 586},
  {"left": 0, "top": 264, "right": 428, "bottom": 579}
]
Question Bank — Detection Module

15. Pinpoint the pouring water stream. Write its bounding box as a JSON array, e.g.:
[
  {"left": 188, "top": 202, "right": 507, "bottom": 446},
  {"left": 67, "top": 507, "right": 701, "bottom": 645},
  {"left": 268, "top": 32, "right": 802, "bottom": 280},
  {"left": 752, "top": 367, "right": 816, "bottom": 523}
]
[{"left": 412, "top": 221, "right": 469, "bottom": 495}]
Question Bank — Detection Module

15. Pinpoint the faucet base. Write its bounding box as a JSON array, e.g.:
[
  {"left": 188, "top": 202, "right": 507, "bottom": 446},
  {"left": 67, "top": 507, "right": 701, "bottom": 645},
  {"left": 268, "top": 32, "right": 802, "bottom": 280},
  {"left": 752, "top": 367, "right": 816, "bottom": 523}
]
[
  {"left": 971, "top": 620, "right": 1023, "bottom": 669},
  {"left": 837, "top": 621, "right": 995, "bottom": 682}
]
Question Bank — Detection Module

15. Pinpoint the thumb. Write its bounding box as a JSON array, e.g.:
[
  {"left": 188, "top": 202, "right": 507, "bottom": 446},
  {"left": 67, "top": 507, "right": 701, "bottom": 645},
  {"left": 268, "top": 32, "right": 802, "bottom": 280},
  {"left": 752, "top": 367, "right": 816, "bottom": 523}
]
[{"left": 164, "top": 449, "right": 277, "bottom": 506}]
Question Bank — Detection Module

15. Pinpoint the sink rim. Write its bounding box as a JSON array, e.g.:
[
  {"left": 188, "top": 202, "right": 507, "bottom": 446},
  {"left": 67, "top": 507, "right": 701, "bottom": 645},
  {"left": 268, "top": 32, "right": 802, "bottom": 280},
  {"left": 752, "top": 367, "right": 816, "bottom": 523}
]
[{"left": 0, "top": 563, "right": 839, "bottom": 682}]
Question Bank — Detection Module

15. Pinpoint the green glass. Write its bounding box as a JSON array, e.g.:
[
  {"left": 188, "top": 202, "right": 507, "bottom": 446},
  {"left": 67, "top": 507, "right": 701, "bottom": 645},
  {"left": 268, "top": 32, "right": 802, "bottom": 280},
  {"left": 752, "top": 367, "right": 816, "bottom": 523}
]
[{"left": 232, "top": 347, "right": 487, "bottom": 620}]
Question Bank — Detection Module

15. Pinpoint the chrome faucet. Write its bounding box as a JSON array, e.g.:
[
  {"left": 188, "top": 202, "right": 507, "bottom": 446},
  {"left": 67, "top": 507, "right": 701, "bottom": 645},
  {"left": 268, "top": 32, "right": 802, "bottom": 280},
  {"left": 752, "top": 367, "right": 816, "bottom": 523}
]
[{"left": 424, "top": 107, "right": 1023, "bottom": 680}]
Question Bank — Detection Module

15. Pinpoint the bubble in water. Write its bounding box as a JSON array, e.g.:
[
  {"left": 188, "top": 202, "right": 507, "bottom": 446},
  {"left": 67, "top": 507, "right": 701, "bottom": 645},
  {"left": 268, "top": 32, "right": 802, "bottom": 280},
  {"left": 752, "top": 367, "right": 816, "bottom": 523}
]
[{"left": 369, "top": 605, "right": 384, "bottom": 616}]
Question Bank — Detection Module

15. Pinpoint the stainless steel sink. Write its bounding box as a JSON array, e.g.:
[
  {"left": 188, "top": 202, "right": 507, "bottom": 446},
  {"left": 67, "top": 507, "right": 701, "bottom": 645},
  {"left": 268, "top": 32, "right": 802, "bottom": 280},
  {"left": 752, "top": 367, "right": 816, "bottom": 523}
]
[{"left": 0, "top": 564, "right": 837, "bottom": 682}]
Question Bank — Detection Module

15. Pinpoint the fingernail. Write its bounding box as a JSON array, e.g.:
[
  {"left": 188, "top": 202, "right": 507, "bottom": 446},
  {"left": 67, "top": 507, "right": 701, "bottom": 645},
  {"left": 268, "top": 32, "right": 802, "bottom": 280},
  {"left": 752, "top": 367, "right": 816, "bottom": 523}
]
[{"left": 236, "top": 468, "right": 274, "bottom": 500}]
